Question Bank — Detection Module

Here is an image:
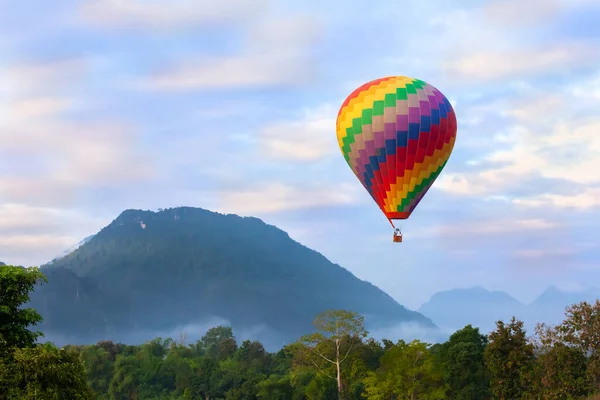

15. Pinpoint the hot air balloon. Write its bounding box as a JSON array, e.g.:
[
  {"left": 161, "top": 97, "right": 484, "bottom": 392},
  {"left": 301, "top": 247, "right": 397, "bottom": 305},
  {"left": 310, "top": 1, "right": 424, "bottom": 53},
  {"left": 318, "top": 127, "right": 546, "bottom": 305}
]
[{"left": 336, "top": 76, "right": 457, "bottom": 242}]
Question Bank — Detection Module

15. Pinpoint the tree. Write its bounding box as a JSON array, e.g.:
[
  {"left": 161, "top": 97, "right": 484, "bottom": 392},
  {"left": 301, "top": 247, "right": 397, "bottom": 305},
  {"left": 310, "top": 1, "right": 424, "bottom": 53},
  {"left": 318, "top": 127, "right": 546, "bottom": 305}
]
[
  {"left": 484, "top": 317, "right": 535, "bottom": 400},
  {"left": 363, "top": 339, "right": 445, "bottom": 400},
  {"left": 202, "top": 326, "right": 237, "bottom": 360},
  {"left": 534, "top": 342, "right": 588, "bottom": 399},
  {"left": 439, "top": 325, "right": 490, "bottom": 399},
  {"left": 536, "top": 299, "right": 600, "bottom": 394},
  {"left": 294, "top": 309, "right": 368, "bottom": 400},
  {"left": 0, "top": 265, "right": 93, "bottom": 399},
  {"left": 0, "top": 265, "right": 46, "bottom": 355},
  {"left": 6, "top": 343, "right": 94, "bottom": 399}
]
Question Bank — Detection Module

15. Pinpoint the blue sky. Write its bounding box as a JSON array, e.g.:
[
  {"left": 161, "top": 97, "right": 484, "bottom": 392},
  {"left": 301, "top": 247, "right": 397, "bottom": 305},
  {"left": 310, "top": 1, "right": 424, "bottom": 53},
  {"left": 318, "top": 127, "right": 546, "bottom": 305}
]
[{"left": 1, "top": 0, "right": 600, "bottom": 310}]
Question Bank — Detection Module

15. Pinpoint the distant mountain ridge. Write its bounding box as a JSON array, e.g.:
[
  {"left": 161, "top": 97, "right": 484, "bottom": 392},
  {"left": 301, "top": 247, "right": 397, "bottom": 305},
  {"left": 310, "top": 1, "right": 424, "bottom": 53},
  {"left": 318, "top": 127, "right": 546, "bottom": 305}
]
[
  {"left": 47, "top": 235, "right": 95, "bottom": 264},
  {"left": 419, "top": 285, "right": 600, "bottom": 334},
  {"left": 26, "top": 207, "right": 438, "bottom": 349}
]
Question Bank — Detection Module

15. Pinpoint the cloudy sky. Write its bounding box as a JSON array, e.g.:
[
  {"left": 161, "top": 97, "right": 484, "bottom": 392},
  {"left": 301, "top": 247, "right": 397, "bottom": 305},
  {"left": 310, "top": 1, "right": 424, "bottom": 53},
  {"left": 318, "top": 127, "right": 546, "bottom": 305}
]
[{"left": 1, "top": 0, "right": 600, "bottom": 310}]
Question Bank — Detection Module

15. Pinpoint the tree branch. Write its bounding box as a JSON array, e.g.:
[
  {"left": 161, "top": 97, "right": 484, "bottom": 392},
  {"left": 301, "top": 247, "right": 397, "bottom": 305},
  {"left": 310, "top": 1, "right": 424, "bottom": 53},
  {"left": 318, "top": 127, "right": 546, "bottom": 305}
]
[
  {"left": 314, "top": 347, "right": 336, "bottom": 364},
  {"left": 310, "top": 358, "right": 336, "bottom": 380},
  {"left": 340, "top": 340, "right": 355, "bottom": 364}
]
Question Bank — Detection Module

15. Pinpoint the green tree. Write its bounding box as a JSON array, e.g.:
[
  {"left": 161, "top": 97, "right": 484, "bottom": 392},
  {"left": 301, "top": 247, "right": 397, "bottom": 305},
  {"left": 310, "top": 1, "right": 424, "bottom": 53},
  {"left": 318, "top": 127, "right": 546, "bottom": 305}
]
[
  {"left": 363, "top": 339, "right": 445, "bottom": 400},
  {"left": 202, "top": 326, "right": 238, "bottom": 360},
  {"left": 6, "top": 343, "right": 94, "bottom": 399},
  {"left": 0, "top": 265, "right": 46, "bottom": 355},
  {"left": 80, "top": 345, "right": 115, "bottom": 397},
  {"left": 257, "top": 374, "right": 294, "bottom": 399},
  {"left": 484, "top": 317, "right": 535, "bottom": 400},
  {"left": 295, "top": 309, "right": 368, "bottom": 400},
  {"left": 0, "top": 265, "right": 93, "bottom": 399},
  {"left": 439, "top": 324, "right": 490, "bottom": 399}
]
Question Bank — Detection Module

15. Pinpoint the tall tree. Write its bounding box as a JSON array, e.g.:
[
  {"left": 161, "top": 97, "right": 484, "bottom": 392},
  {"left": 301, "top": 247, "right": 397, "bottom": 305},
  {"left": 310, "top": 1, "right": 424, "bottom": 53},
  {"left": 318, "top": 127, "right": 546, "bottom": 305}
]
[
  {"left": 484, "top": 317, "right": 535, "bottom": 400},
  {"left": 294, "top": 309, "right": 368, "bottom": 400},
  {"left": 439, "top": 325, "right": 490, "bottom": 399}
]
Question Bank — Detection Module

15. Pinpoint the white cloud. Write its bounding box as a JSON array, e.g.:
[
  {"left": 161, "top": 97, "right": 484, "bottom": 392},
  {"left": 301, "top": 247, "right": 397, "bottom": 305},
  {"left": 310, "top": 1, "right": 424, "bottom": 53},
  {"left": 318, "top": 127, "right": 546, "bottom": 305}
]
[
  {"left": 482, "top": 0, "right": 562, "bottom": 26},
  {"left": 216, "top": 182, "right": 362, "bottom": 214},
  {"left": 413, "top": 218, "right": 559, "bottom": 238},
  {"left": 0, "top": 204, "right": 103, "bottom": 232},
  {"left": 78, "top": 0, "right": 269, "bottom": 30},
  {"left": 0, "top": 204, "right": 108, "bottom": 266},
  {"left": 445, "top": 43, "right": 598, "bottom": 82},
  {"left": 505, "top": 94, "right": 565, "bottom": 123},
  {"left": 513, "top": 247, "right": 579, "bottom": 259},
  {"left": 0, "top": 234, "right": 78, "bottom": 253},
  {"left": 435, "top": 105, "right": 600, "bottom": 204},
  {"left": 0, "top": 58, "right": 87, "bottom": 96},
  {"left": 513, "top": 188, "right": 600, "bottom": 210},
  {"left": 0, "top": 59, "right": 157, "bottom": 206},
  {"left": 259, "top": 104, "right": 338, "bottom": 161},
  {"left": 570, "top": 73, "right": 600, "bottom": 101},
  {"left": 141, "top": 15, "right": 320, "bottom": 90}
]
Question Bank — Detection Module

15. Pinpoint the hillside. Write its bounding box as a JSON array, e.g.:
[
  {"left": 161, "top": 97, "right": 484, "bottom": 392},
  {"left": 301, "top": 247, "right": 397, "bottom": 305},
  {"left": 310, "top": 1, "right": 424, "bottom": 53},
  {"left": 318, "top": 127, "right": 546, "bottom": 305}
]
[
  {"left": 30, "top": 207, "right": 437, "bottom": 349},
  {"left": 419, "top": 285, "right": 600, "bottom": 334}
]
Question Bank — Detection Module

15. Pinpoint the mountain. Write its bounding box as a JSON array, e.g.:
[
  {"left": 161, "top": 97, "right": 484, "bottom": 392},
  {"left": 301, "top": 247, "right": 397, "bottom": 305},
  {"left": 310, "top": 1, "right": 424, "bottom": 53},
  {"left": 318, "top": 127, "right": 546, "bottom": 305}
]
[
  {"left": 419, "top": 287, "right": 527, "bottom": 334},
  {"left": 419, "top": 285, "right": 600, "bottom": 335},
  {"left": 29, "top": 207, "right": 438, "bottom": 349},
  {"left": 527, "top": 285, "right": 600, "bottom": 326}
]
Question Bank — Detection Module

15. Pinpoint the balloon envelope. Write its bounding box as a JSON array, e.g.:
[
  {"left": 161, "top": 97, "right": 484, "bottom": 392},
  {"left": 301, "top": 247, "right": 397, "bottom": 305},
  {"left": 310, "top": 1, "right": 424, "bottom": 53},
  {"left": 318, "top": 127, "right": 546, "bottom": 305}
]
[{"left": 336, "top": 76, "right": 457, "bottom": 225}]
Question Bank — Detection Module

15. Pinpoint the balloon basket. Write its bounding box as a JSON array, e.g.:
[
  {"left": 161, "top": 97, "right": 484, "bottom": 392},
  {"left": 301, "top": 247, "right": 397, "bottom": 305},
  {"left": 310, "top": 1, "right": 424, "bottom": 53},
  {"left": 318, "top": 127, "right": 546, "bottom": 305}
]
[{"left": 393, "top": 234, "right": 403, "bottom": 243}]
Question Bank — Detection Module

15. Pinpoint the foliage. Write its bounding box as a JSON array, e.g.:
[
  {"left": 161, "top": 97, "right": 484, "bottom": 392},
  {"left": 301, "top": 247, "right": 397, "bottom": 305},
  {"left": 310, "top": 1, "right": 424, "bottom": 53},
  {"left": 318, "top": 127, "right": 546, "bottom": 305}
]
[
  {"left": 484, "top": 317, "right": 535, "bottom": 400},
  {"left": 438, "top": 324, "right": 489, "bottom": 399},
  {"left": 2, "top": 263, "right": 600, "bottom": 399},
  {"left": 0, "top": 265, "right": 46, "bottom": 354},
  {"left": 0, "top": 265, "right": 93, "bottom": 399},
  {"left": 294, "top": 310, "right": 368, "bottom": 400},
  {"left": 363, "top": 339, "right": 445, "bottom": 399}
]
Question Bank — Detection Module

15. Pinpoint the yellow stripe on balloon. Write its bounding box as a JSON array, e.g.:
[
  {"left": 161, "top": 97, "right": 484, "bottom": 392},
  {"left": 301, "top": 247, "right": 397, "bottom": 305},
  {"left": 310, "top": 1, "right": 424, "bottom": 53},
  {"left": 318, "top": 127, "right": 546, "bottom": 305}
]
[
  {"left": 384, "top": 137, "right": 455, "bottom": 212},
  {"left": 336, "top": 77, "right": 412, "bottom": 147}
]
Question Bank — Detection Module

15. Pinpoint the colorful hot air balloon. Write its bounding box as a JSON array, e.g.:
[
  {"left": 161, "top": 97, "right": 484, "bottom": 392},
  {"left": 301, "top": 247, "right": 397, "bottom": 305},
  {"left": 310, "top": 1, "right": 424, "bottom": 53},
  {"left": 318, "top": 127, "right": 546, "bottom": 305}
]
[{"left": 336, "top": 76, "right": 457, "bottom": 242}]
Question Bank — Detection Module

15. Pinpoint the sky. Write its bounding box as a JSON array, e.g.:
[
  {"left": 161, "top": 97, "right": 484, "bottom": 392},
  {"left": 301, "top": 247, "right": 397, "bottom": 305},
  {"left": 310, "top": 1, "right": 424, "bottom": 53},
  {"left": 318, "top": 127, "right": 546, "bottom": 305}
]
[{"left": 1, "top": 0, "right": 600, "bottom": 310}]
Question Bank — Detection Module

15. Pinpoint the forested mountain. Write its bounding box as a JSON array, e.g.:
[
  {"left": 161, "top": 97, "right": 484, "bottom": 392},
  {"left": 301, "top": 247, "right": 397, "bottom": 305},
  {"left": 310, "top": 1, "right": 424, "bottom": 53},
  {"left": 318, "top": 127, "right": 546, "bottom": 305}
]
[
  {"left": 420, "top": 285, "right": 600, "bottom": 334},
  {"left": 29, "top": 207, "right": 437, "bottom": 349}
]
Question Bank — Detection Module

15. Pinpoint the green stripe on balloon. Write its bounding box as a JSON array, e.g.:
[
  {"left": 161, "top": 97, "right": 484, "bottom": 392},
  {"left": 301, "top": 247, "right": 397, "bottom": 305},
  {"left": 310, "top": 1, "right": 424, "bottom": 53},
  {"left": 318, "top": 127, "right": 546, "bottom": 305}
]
[
  {"left": 384, "top": 93, "right": 396, "bottom": 107},
  {"left": 396, "top": 88, "right": 408, "bottom": 100}
]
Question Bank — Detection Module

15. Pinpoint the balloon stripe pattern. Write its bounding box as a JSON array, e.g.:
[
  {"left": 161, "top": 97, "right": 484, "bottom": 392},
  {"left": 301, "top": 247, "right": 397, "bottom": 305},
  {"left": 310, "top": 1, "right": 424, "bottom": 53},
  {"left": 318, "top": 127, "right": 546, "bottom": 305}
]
[{"left": 336, "top": 76, "right": 457, "bottom": 221}]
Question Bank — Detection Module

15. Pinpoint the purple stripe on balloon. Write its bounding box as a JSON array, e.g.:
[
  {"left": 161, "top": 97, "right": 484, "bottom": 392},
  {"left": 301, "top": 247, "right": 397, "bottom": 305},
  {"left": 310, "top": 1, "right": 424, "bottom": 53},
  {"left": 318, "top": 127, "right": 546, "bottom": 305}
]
[
  {"left": 374, "top": 131, "right": 384, "bottom": 148},
  {"left": 384, "top": 122, "right": 395, "bottom": 141},
  {"left": 358, "top": 149, "right": 369, "bottom": 172},
  {"left": 408, "top": 107, "right": 420, "bottom": 124},
  {"left": 419, "top": 100, "right": 431, "bottom": 116},
  {"left": 396, "top": 114, "right": 408, "bottom": 131},
  {"left": 428, "top": 95, "right": 438, "bottom": 109}
]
